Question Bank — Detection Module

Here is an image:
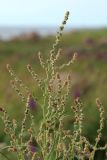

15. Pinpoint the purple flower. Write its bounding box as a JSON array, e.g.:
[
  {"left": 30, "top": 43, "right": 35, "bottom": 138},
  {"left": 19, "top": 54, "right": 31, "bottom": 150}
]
[
  {"left": 24, "top": 143, "right": 37, "bottom": 160},
  {"left": 27, "top": 94, "right": 37, "bottom": 110},
  {"left": 74, "top": 89, "right": 81, "bottom": 99},
  {"left": 29, "top": 144, "right": 37, "bottom": 153}
]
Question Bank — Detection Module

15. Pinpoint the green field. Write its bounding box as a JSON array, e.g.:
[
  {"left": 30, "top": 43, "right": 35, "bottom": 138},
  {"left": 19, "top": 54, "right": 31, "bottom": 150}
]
[{"left": 0, "top": 28, "right": 107, "bottom": 159}]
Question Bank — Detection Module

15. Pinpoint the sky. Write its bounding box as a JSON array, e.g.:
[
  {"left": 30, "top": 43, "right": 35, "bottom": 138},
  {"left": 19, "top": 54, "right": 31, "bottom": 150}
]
[{"left": 0, "top": 0, "right": 107, "bottom": 27}]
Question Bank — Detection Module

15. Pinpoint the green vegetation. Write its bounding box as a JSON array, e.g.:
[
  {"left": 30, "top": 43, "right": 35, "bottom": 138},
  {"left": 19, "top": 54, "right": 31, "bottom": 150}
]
[{"left": 0, "top": 12, "right": 107, "bottom": 159}]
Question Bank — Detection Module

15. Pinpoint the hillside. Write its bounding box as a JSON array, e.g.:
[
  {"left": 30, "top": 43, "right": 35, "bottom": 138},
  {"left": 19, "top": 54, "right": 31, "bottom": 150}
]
[{"left": 0, "top": 28, "right": 107, "bottom": 151}]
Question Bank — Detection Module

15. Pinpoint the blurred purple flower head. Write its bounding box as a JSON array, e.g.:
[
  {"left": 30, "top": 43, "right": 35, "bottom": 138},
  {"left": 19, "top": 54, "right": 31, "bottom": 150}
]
[
  {"left": 27, "top": 93, "right": 37, "bottom": 110},
  {"left": 24, "top": 143, "right": 37, "bottom": 160},
  {"left": 29, "top": 144, "right": 37, "bottom": 153},
  {"left": 74, "top": 89, "right": 81, "bottom": 99}
]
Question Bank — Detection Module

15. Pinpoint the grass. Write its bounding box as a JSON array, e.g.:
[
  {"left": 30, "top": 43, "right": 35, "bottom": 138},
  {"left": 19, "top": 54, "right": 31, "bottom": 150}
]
[
  {"left": 0, "top": 28, "right": 107, "bottom": 117},
  {"left": 0, "top": 26, "right": 107, "bottom": 159}
]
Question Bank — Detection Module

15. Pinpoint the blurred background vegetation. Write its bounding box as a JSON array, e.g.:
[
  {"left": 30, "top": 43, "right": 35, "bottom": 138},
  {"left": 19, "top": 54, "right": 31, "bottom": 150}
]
[{"left": 0, "top": 28, "right": 107, "bottom": 159}]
